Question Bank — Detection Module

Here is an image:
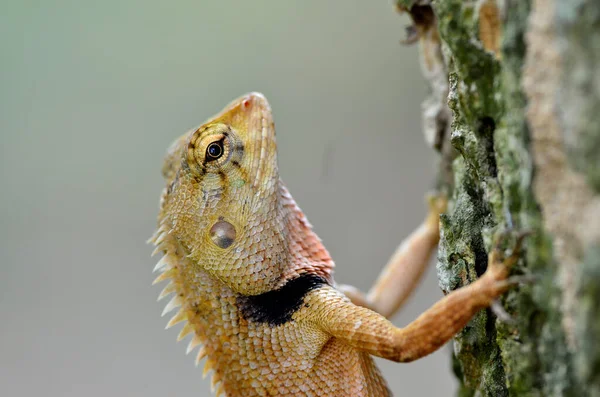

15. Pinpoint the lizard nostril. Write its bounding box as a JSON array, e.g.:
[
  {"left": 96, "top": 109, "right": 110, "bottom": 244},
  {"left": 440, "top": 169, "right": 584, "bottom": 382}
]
[{"left": 209, "top": 220, "right": 236, "bottom": 249}]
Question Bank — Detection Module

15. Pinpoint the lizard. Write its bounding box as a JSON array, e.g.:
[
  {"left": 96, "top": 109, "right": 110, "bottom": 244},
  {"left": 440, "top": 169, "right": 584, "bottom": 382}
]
[{"left": 149, "top": 92, "right": 524, "bottom": 396}]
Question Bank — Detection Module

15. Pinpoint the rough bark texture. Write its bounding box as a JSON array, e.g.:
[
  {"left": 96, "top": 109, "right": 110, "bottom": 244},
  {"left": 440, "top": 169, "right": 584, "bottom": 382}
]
[{"left": 397, "top": 0, "right": 600, "bottom": 395}]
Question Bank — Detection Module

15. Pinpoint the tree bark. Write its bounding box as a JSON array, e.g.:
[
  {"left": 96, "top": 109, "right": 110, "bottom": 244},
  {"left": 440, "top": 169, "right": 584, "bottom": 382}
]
[{"left": 396, "top": 1, "right": 600, "bottom": 395}]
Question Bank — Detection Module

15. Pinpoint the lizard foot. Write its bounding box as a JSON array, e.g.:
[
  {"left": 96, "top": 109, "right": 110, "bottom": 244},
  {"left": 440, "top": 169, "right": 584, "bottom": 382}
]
[
  {"left": 478, "top": 229, "right": 532, "bottom": 305},
  {"left": 484, "top": 230, "right": 533, "bottom": 323},
  {"left": 487, "top": 229, "right": 530, "bottom": 280}
]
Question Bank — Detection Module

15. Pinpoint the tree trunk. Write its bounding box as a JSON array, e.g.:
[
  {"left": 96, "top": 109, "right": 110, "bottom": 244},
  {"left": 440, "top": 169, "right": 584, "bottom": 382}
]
[{"left": 396, "top": 0, "right": 600, "bottom": 395}]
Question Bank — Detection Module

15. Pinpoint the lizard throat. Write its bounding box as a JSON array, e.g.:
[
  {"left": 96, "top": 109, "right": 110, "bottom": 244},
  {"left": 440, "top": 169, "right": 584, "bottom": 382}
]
[{"left": 236, "top": 274, "right": 328, "bottom": 326}]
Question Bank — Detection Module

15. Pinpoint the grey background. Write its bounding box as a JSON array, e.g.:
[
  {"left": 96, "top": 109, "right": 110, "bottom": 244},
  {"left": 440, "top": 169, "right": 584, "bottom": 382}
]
[{"left": 0, "top": 1, "right": 455, "bottom": 396}]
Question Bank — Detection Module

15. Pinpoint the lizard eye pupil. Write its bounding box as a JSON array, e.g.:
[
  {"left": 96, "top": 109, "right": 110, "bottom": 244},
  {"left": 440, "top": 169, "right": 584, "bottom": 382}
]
[{"left": 206, "top": 141, "right": 223, "bottom": 160}]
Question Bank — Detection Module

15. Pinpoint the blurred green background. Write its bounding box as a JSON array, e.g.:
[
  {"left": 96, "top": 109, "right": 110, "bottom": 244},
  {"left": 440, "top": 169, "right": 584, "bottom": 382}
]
[{"left": 0, "top": 1, "right": 455, "bottom": 395}]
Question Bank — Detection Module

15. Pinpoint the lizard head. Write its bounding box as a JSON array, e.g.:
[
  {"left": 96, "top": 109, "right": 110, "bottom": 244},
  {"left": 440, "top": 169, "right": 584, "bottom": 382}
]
[{"left": 155, "top": 93, "right": 289, "bottom": 295}]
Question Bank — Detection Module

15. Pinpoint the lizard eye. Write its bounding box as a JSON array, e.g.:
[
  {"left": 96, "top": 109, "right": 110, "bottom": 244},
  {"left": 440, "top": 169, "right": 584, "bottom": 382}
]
[
  {"left": 206, "top": 140, "right": 224, "bottom": 161},
  {"left": 187, "top": 125, "right": 240, "bottom": 174}
]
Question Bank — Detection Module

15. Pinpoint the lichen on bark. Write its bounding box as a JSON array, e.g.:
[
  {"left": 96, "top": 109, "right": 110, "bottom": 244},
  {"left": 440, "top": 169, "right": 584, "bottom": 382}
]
[{"left": 396, "top": 0, "right": 600, "bottom": 395}]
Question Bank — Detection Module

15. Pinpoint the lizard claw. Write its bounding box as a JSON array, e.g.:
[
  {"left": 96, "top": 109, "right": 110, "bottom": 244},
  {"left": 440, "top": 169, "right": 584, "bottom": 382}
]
[
  {"left": 490, "top": 229, "right": 531, "bottom": 266},
  {"left": 489, "top": 273, "right": 538, "bottom": 324},
  {"left": 481, "top": 230, "right": 534, "bottom": 322},
  {"left": 501, "top": 229, "right": 532, "bottom": 268},
  {"left": 490, "top": 299, "right": 516, "bottom": 324},
  {"left": 485, "top": 228, "right": 532, "bottom": 286},
  {"left": 494, "top": 274, "right": 538, "bottom": 290}
]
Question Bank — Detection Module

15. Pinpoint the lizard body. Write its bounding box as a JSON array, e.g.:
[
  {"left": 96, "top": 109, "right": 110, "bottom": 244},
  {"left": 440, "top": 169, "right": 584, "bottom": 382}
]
[{"left": 150, "top": 93, "right": 521, "bottom": 396}]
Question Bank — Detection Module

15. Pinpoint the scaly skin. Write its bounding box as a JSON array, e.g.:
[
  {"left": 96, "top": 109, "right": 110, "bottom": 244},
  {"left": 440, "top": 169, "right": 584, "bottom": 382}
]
[{"left": 149, "top": 93, "right": 522, "bottom": 396}]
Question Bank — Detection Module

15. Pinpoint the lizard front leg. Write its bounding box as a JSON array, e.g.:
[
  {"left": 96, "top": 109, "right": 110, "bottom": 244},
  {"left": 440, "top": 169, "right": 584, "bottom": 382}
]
[
  {"left": 308, "top": 236, "right": 523, "bottom": 362},
  {"left": 338, "top": 193, "right": 447, "bottom": 318}
]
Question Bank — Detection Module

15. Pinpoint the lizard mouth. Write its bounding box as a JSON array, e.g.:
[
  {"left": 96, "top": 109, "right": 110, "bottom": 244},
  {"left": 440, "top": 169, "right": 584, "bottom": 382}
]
[
  {"left": 217, "top": 92, "right": 277, "bottom": 189},
  {"left": 245, "top": 93, "right": 276, "bottom": 189}
]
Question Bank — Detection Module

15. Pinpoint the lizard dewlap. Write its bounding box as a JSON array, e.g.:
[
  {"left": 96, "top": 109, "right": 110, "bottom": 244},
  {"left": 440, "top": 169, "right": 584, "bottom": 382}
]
[{"left": 149, "top": 92, "right": 522, "bottom": 397}]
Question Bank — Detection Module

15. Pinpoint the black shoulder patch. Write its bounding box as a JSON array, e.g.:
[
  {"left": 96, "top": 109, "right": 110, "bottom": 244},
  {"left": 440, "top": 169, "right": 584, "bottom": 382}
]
[{"left": 236, "top": 274, "right": 327, "bottom": 326}]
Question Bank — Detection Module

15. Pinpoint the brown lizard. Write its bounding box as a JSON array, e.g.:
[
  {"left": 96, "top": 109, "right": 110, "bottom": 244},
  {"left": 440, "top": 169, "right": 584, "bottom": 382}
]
[{"left": 149, "top": 92, "right": 523, "bottom": 396}]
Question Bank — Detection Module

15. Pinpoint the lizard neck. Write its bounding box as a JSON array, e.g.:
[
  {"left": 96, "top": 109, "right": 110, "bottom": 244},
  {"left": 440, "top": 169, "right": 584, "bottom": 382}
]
[{"left": 276, "top": 182, "right": 335, "bottom": 287}]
